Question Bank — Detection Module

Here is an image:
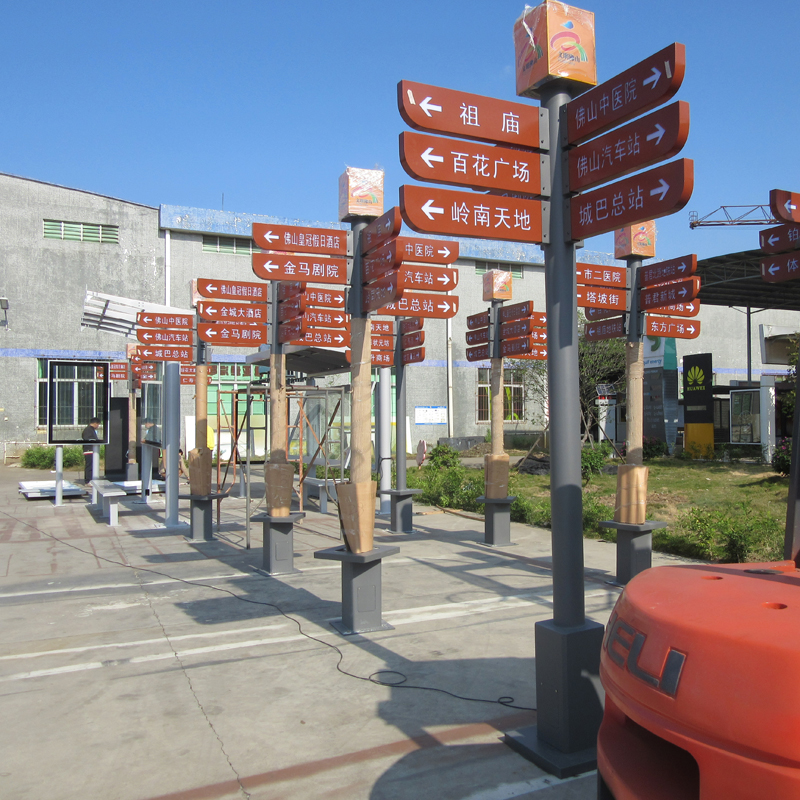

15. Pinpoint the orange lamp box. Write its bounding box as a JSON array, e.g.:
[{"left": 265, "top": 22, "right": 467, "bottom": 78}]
[
  {"left": 338, "top": 167, "right": 384, "bottom": 222},
  {"left": 483, "top": 269, "right": 513, "bottom": 302},
  {"left": 514, "top": 1, "right": 597, "bottom": 98},
  {"left": 614, "top": 221, "right": 657, "bottom": 259}
]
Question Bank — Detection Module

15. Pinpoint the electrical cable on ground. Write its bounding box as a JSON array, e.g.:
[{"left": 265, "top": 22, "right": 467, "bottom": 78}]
[{"left": 0, "top": 506, "right": 536, "bottom": 712}]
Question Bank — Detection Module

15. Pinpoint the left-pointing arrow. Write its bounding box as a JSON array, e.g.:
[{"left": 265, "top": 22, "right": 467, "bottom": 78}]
[
  {"left": 422, "top": 200, "right": 444, "bottom": 219},
  {"left": 421, "top": 147, "right": 444, "bottom": 168}
]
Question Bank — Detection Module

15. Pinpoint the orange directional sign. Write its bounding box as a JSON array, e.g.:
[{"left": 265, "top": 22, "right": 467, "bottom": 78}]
[
  {"left": 400, "top": 317, "right": 423, "bottom": 335},
  {"left": 499, "top": 300, "right": 535, "bottom": 322},
  {"left": 571, "top": 159, "right": 694, "bottom": 240},
  {"left": 770, "top": 190, "right": 800, "bottom": 225},
  {"left": 466, "top": 344, "right": 490, "bottom": 362},
  {"left": 400, "top": 185, "right": 543, "bottom": 244},
  {"left": 467, "top": 311, "right": 490, "bottom": 330},
  {"left": 198, "top": 301, "right": 267, "bottom": 324},
  {"left": 361, "top": 207, "right": 403, "bottom": 255},
  {"left": 137, "top": 328, "right": 193, "bottom": 346},
  {"left": 363, "top": 237, "right": 459, "bottom": 282},
  {"left": 567, "top": 43, "right": 686, "bottom": 144},
  {"left": 289, "top": 329, "right": 350, "bottom": 348},
  {"left": 372, "top": 335, "right": 394, "bottom": 350},
  {"left": 501, "top": 337, "right": 547, "bottom": 358},
  {"left": 252, "top": 252, "right": 348, "bottom": 284},
  {"left": 761, "top": 252, "right": 800, "bottom": 283},
  {"left": 576, "top": 263, "right": 627, "bottom": 288},
  {"left": 302, "top": 287, "right": 345, "bottom": 308},
  {"left": 649, "top": 301, "right": 700, "bottom": 318},
  {"left": 136, "top": 346, "right": 192, "bottom": 362},
  {"left": 500, "top": 319, "right": 547, "bottom": 341},
  {"left": 585, "top": 316, "right": 626, "bottom": 342},
  {"left": 346, "top": 349, "right": 395, "bottom": 367},
  {"left": 197, "top": 323, "right": 268, "bottom": 346},
  {"left": 646, "top": 317, "right": 700, "bottom": 339},
  {"left": 759, "top": 223, "right": 800, "bottom": 254},
  {"left": 137, "top": 312, "right": 194, "bottom": 329},
  {"left": 397, "top": 265, "right": 459, "bottom": 292},
  {"left": 197, "top": 278, "right": 269, "bottom": 302},
  {"left": 510, "top": 349, "right": 548, "bottom": 361},
  {"left": 378, "top": 293, "right": 459, "bottom": 318},
  {"left": 372, "top": 320, "right": 393, "bottom": 335},
  {"left": 302, "top": 309, "right": 349, "bottom": 329},
  {"left": 586, "top": 307, "right": 622, "bottom": 322},
  {"left": 640, "top": 276, "right": 700, "bottom": 310},
  {"left": 402, "top": 347, "right": 425, "bottom": 365},
  {"left": 363, "top": 272, "right": 402, "bottom": 313},
  {"left": 466, "top": 328, "right": 489, "bottom": 346},
  {"left": 639, "top": 254, "right": 697, "bottom": 288},
  {"left": 278, "top": 297, "right": 302, "bottom": 322},
  {"left": 569, "top": 101, "right": 690, "bottom": 193},
  {"left": 109, "top": 363, "right": 129, "bottom": 380},
  {"left": 577, "top": 286, "right": 627, "bottom": 311},
  {"left": 132, "top": 364, "right": 157, "bottom": 376},
  {"left": 398, "top": 80, "right": 544, "bottom": 148},
  {"left": 400, "top": 131, "right": 545, "bottom": 196},
  {"left": 402, "top": 330, "right": 425, "bottom": 350},
  {"left": 252, "top": 223, "right": 349, "bottom": 256}
]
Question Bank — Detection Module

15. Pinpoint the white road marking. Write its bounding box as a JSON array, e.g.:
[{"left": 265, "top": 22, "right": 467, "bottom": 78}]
[{"left": 462, "top": 772, "right": 593, "bottom": 799}]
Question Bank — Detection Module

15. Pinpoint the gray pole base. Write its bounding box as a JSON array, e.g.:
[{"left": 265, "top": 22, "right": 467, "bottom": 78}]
[
  {"left": 252, "top": 512, "right": 305, "bottom": 575},
  {"left": 387, "top": 488, "right": 421, "bottom": 533},
  {"left": 504, "top": 619, "right": 605, "bottom": 779},
  {"left": 314, "top": 544, "right": 400, "bottom": 634},
  {"left": 597, "top": 520, "right": 667, "bottom": 585},
  {"left": 476, "top": 496, "right": 517, "bottom": 547},
  {"left": 181, "top": 493, "right": 227, "bottom": 542}
]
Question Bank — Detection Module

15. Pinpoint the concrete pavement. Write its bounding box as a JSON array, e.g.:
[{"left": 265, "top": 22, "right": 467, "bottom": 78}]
[{"left": 0, "top": 463, "right": 691, "bottom": 799}]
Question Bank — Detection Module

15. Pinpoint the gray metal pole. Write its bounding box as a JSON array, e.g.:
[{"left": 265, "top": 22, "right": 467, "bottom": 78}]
[
  {"left": 504, "top": 80, "right": 605, "bottom": 776},
  {"left": 140, "top": 445, "right": 152, "bottom": 502},
  {"left": 542, "top": 84, "right": 584, "bottom": 629},
  {"left": 164, "top": 361, "right": 180, "bottom": 526},
  {"left": 245, "top": 383, "right": 252, "bottom": 549},
  {"left": 746, "top": 306, "right": 752, "bottom": 383},
  {"left": 92, "top": 445, "right": 100, "bottom": 504},
  {"left": 54, "top": 445, "right": 63, "bottom": 507},
  {"left": 395, "top": 321, "right": 407, "bottom": 491},
  {"left": 378, "top": 366, "right": 392, "bottom": 513}
]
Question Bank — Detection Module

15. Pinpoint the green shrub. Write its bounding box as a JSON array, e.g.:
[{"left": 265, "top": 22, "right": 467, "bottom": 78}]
[
  {"left": 580, "top": 446, "right": 606, "bottom": 481},
  {"left": 582, "top": 493, "right": 614, "bottom": 534},
  {"left": 642, "top": 436, "right": 669, "bottom": 460},
  {"left": 21, "top": 445, "right": 84, "bottom": 469},
  {"left": 416, "top": 464, "right": 484, "bottom": 512},
  {"left": 427, "top": 443, "right": 461, "bottom": 470},
  {"left": 772, "top": 438, "right": 792, "bottom": 475}
]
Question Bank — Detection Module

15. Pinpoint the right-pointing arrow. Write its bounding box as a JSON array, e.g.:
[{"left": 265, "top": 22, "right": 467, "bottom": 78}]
[
  {"left": 643, "top": 67, "right": 661, "bottom": 88},
  {"left": 650, "top": 179, "right": 670, "bottom": 201},
  {"left": 646, "top": 123, "right": 665, "bottom": 145}
]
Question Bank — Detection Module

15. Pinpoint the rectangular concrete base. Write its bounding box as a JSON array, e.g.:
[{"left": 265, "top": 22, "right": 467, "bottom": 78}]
[
  {"left": 477, "top": 496, "right": 516, "bottom": 547},
  {"left": 504, "top": 726, "right": 597, "bottom": 779}
]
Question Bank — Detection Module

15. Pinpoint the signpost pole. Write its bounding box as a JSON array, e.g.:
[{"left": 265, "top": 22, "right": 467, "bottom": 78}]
[
  {"left": 378, "top": 366, "right": 392, "bottom": 515},
  {"left": 164, "top": 361, "right": 180, "bottom": 526},
  {"left": 504, "top": 81, "right": 605, "bottom": 777},
  {"left": 54, "top": 445, "right": 63, "bottom": 507},
  {"left": 626, "top": 260, "right": 644, "bottom": 466},
  {"left": 127, "top": 371, "right": 138, "bottom": 481}
]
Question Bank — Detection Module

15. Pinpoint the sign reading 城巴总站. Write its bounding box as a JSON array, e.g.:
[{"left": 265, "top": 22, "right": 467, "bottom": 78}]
[
  {"left": 378, "top": 294, "right": 459, "bottom": 319},
  {"left": 570, "top": 159, "right": 694, "bottom": 240}
]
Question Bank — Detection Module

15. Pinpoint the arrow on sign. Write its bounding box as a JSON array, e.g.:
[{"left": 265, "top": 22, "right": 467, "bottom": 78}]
[
  {"left": 646, "top": 123, "right": 665, "bottom": 145},
  {"left": 769, "top": 235, "right": 780, "bottom": 247},
  {"left": 438, "top": 300, "right": 454, "bottom": 313},
  {"left": 769, "top": 263, "right": 780, "bottom": 275},
  {"left": 259, "top": 260, "right": 279, "bottom": 273},
  {"left": 260, "top": 230, "right": 279, "bottom": 243},
  {"left": 418, "top": 96, "right": 442, "bottom": 116},
  {"left": 421, "top": 147, "right": 444, "bottom": 168},
  {"left": 438, "top": 246, "right": 451, "bottom": 258},
  {"left": 205, "top": 284, "right": 217, "bottom": 294},
  {"left": 422, "top": 199, "right": 444, "bottom": 220},
  {"left": 141, "top": 315, "right": 152, "bottom": 324},
  {"left": 201, "top": 327, "right": 216, "bottom": 337},
  {"left": 642, "top": 66, "right": 661, "bottom": 89},
  {"left": 437, "top": 273, "right": 452, "bottom": 286},
  {"left": 650, "top": 179, "right": 670, "bottom": 201}
]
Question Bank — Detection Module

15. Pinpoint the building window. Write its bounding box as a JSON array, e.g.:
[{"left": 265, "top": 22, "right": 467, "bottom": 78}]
[
  {"left": 474, "top": 260, "right": 525, "bottom": 279},
  {"left": 37, "top": 359, "right": 107, "bottom": 428},
  {"left": 477, "top": 368, "right": 525, "bottom": 423},
  {"left": 43, "top": 219, "right": 119, "bottom": 243},
  {"left": 202, "top": 235, "right": 260, "bottom": 255}
]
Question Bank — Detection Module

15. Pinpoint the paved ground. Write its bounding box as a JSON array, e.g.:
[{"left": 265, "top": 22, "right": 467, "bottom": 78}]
[{"left": 0, "top": 463, "right": 690, "bottom": 800}]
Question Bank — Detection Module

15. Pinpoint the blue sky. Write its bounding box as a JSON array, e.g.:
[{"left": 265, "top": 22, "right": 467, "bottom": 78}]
[{"left": 2, "top": 0, "right": 798, "bottom": 262}]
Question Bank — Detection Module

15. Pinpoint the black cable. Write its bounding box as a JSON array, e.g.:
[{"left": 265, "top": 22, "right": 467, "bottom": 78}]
[{"left": 0, "top": 506, "right": 535, "bottom": 712}]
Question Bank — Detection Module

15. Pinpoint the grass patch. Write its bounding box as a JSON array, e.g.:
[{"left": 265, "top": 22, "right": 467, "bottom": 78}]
[{"left": 415, "top": 454, "right": 789, "bottom": 563}]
